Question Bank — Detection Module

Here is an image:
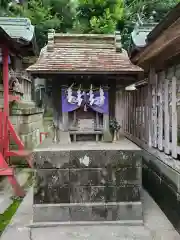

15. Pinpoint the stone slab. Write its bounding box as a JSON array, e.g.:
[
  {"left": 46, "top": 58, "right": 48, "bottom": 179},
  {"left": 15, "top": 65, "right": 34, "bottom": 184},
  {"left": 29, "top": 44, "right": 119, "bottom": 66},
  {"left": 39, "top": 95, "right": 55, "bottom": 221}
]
[
  {"left": 33, "top": 202, "right": 143, "bottom": 223},
  {"left": 34, "top": 166, "right": 141, "bottom": 187},
  {"left": 34, "top": 137, "right": 141, "bottom": 151},
  {"left": 34, "top": 177, "right": 141, "bottom": 204},
  {"left": 33, "top": 150, "right": 142, "bottom": 169}
]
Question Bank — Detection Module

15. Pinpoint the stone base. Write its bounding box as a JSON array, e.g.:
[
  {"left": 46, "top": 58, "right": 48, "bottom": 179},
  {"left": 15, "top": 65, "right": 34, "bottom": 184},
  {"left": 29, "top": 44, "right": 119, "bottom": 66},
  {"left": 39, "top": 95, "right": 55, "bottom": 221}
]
[
  {"left": 33, "top": 140, "right": 143, "bottom": 224},
  {"left": 33, "top": 202, "right": 143, "bottom": 223}
]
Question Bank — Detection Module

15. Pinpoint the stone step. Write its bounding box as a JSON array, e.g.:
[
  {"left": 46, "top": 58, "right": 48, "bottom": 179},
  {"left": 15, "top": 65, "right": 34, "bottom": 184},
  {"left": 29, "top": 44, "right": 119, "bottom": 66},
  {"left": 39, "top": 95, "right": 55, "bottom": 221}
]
[{"left": 33, "top": 202, "right": 143, "bottom": 223}]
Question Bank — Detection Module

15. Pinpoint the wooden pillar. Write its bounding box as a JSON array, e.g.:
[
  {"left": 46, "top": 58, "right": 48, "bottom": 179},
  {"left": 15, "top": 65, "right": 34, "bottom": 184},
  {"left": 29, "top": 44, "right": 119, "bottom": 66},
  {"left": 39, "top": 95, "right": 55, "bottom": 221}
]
[
  {"left": 62, "top": 112, "right": 69, "bottom": 131},
  {"left": 119, "top": 91, "right": 123, "bottom": 131},
  {"left": 103, "top": 113, "right": 109, "bottom": 131},
  {"left": 164, "top": 76, "right": 170, "bottom": 154},
  {"left": 148, "top": 67, "right": 154, "bottom": 148},
  {"left": 130, "top": 92, "right": 133, "bottom": 135},
  {"left": 158, "top": 72, "right": 163, "bottom": 151},
  {"left": 137, "top": 89, "right": 140, "bottom": 139},
  {"left": 144, "top": 85, "right": 148, "bottom": 143},
  {"left": 140, "top": 87, "right": 144, "bottom": 141},
  {"left": 133, "top": 90, "right": 136, "bottom": 137},
  {"left": 152, "top": 73, "right": 157, "bottom": 147},
  {"left": 124, "top": 92, "right": 127, "bottom": 132},
  {"left": 122, "top": 91, "right": 125, "bottom": 131},
  {"left": 134, "top": 90, "right": 137, "bottom": 138},
  {"left": 127, "top": 92, "right": 130, "bottom": 134},
  {"left": 171, "top": 76, "right": 177, "bottom": 158}
]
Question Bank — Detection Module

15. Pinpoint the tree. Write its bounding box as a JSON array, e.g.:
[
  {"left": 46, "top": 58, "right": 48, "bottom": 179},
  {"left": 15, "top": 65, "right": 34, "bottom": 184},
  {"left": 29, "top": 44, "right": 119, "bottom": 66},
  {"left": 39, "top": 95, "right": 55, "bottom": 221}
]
[
  {"left": 0, "top": 0, "right": 12, "bottom": 16},
  {"left": 9, "top": 0, "right": 76, "bottom": 48},
  {"left": 73, "top": 0, "right": 124, "bottom": 34},
  {"left": 43, "top": 0, "right": 76, "bottom": 32},
  {"left": 121, "top": 0, "right": 180, "bottom": 49}
]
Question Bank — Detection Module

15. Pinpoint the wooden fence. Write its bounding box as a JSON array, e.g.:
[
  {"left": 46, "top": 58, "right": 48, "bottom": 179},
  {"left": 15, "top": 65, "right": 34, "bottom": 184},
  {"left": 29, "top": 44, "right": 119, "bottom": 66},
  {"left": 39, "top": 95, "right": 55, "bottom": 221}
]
[{"left": 116, "top": 64, "right": 180, "bottom": 159}]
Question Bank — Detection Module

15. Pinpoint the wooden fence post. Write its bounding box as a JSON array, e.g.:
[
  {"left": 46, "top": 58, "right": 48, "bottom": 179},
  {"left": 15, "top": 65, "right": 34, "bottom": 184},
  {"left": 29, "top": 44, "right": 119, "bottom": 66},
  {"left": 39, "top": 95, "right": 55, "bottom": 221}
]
[
  {"left": 164, "top": 76, "right": 170, "bottom": 154},
  {"left": 158, "top": 72, "right": 163, "bottom": 151},
  {"left": 172, "top": 76, "right": 177, "bottom": 158}
]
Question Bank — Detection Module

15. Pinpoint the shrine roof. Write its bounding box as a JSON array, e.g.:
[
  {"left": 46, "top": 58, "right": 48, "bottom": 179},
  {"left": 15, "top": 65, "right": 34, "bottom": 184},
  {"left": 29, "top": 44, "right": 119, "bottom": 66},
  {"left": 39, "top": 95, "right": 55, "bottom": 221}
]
[
  {"left": 0, "top": 17, "right": 38, "bottom": 56},
  {"left": 131, "top": 23, "right": 157, "bottom": 48},
  {"left": 130, "top": 3, "right": 180, "bottom": 67},
  {"left": 0, "top": 26, "right": 22, "bottom": 54},
  {"left": 27, "top": 32, "right": 143, "bottom": 74}
]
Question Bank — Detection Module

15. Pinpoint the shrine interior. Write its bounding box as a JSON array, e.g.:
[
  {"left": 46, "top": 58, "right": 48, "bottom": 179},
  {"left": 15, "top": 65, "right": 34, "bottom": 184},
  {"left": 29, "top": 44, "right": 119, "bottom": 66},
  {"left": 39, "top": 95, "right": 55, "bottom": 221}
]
[{"left": 44, "top": 73, "right": 136, "bottom": 142}]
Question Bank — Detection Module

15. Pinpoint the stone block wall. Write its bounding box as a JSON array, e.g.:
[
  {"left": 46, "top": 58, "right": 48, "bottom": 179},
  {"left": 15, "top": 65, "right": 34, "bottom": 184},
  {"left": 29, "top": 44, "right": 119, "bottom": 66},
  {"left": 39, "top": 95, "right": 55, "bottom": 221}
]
[
  {"left": 10, "top": 107, "right": 44, "bottom": 150},
  {"left": 33, "top": 149, "right": 143, "bottom": 224}
]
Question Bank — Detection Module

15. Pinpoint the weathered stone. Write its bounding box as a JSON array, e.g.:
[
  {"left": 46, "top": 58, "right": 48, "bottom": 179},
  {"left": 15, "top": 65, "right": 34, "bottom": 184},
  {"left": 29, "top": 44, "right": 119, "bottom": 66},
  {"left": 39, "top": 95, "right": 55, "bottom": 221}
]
[
  {"left": 33, "top": 147, "right": 142, "bottom": 222},
  {"left": 33, "top": 150, "right": 141, "bottom": 169},
  {"left": 33, "top": 202, "right": 143, "bottom": 222},
  {"left": 19, "top": 121, "right": 42, "bottom": 134},
  {"left": 34, "top": 169, "right": 70, "bottom": 204},
  {"left": 33, "top": 205, "right": 70, "bottom": 222}
]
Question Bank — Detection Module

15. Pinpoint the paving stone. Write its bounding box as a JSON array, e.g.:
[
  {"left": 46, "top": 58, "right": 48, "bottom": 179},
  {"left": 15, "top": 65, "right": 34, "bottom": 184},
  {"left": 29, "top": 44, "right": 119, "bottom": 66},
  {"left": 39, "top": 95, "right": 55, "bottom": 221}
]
[
  {"left": 0, "top": 227, "right": 30, "bottom": 240},
  {"left": 31, "top": 226, "right": 153, "bottom": 240},
  {"left": 0, "top": 194, "right": 13, "bottom": 214},
  {"left": 151, "top": 230, "right": 180, "bottom": 240},
  {"left": 1, "top": 188, "right": 180, "bottom": 240}
]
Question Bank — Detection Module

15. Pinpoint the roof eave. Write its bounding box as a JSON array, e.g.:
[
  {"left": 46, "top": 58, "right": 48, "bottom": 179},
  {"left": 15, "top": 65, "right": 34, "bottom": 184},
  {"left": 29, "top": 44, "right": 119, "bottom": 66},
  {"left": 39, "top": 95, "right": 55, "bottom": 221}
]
[
  {"left": 27, "top": 69, "right": 143, "bottom": 75},
  {"left": 147, "top": 3, "right": 180, "bottom": 42}
]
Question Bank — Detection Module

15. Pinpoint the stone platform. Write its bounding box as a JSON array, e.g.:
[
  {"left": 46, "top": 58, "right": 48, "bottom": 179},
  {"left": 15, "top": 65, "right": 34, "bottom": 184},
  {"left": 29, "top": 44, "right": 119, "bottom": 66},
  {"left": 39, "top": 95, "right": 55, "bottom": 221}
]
[{"left": 32, "top": 138, "right": 143, "bottom": 224}]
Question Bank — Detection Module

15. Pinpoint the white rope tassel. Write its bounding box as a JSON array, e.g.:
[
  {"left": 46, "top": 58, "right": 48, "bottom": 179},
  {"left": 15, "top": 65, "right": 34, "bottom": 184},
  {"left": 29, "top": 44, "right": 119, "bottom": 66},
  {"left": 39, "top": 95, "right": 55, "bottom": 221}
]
[
  {"left": 99, "top": 87, "right": 105, "bottom": 106},
  {"left": 67, "top": 86, "right": 73, "bottom": 103},
  {"left": 89, "top": 84, "right": 95, "bottom": 106},
  {"left": 77, "top": 86, "right": 83, "bottom": 106}
]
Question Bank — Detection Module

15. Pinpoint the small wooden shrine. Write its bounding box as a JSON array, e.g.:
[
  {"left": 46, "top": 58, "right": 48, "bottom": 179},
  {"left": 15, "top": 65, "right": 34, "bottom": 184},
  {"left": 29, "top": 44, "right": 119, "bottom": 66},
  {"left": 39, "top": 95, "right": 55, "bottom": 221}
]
[
  {"left": 30, "top": 31, "right": 144, "bottom": 225},
  {"left": 28, "top": 31, "right": 143, "bottom": 142}
]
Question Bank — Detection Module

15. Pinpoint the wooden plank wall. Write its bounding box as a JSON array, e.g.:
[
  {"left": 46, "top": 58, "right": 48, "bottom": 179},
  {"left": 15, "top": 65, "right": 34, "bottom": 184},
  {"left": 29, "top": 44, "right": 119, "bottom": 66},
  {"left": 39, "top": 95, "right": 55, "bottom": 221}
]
[{"left": 116, "top": 64, "right": 180, "bottom": 159}]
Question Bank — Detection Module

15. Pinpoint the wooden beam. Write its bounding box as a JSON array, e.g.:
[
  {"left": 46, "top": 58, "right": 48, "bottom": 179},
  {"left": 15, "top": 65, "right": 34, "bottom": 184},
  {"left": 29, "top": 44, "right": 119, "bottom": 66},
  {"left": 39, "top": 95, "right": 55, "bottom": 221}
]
[
  {"left": 133, "top": 18, "right": 180, "bottom": 65},
  {"left": 151, "top": 38, "right": 180, "bottom": 70}
]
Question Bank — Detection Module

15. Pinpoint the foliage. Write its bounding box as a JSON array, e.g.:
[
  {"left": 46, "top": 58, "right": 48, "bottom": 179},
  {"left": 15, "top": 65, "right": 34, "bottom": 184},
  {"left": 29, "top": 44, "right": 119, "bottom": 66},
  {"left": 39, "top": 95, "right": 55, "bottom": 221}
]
[
  {"left": 110, "top": 118, "right": 121, "bottom": 132},
  {"left": 10, "top": 0, "right": 61, "bottom": 48},
  {"left": 8, "top": 0, "right": 76, "bottom": 48},
  {"left": 0, "top": 0, "right": 12, "bottom": 16},
  {"left": 73, "top": 0, "right": 124, "bottom": 34},
  {"left": 0, "top": 0, "right": 180, "bottom": 49},
  {"left": 122, "top": 0, "right": 180, "bottom": 48}
]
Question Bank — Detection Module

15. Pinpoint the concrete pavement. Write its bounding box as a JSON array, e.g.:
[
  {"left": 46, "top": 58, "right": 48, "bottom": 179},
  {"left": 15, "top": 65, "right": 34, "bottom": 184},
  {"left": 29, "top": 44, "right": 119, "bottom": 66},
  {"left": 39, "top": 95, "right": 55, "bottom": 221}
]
[{"left": 1, "top": 188, "right": 180, "bottom": 240}]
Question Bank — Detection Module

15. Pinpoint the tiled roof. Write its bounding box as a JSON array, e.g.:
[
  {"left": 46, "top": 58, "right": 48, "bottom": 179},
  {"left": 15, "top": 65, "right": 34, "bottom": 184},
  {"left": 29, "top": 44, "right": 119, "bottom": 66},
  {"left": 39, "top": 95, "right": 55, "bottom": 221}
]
[
  {"left": 27, "top": 32, "right": 143, "bottom": 74},
  {"left": 0, "top": 17, "right": 34, "bottom": 42},
  {"left": 131, "top": 23, "right": 157, "bottom": 48}
]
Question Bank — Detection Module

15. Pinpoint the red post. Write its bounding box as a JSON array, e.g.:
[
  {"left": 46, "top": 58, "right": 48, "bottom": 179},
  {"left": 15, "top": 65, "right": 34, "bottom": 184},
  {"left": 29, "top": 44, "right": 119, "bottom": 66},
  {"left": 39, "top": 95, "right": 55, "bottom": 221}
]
[
  {"left": 3, "top": 46, "right": 9, "bottom": 157},
  {"left": 40, "top": 132, "right": 48, "bottom": 143}
]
